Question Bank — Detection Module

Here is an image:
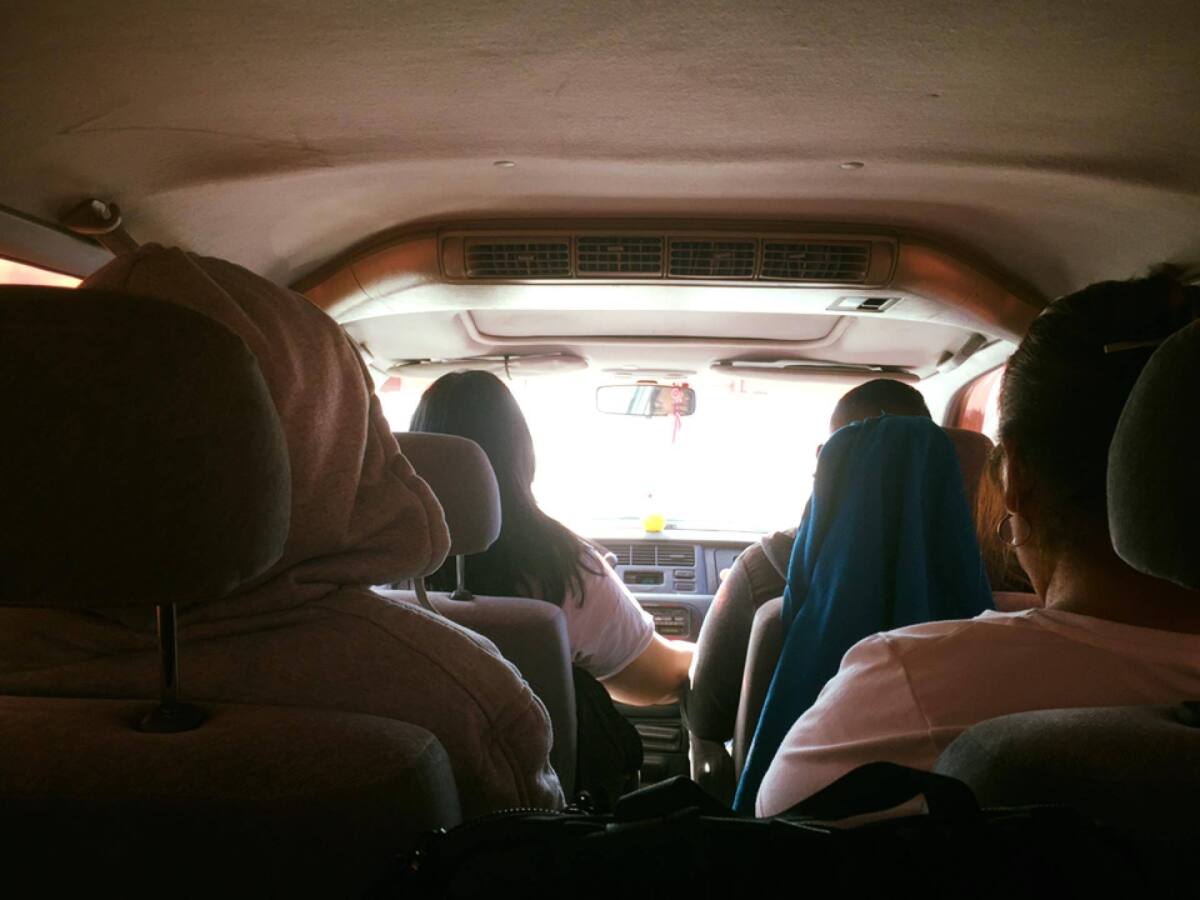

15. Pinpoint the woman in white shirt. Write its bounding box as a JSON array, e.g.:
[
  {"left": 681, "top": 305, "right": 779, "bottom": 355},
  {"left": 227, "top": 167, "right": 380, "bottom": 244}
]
[
  {"left": 410, "top": 369, "right": 694, "bottom": 706},
  {"left": 757, "top": 268, "right": 1200, "bottom": 817}
]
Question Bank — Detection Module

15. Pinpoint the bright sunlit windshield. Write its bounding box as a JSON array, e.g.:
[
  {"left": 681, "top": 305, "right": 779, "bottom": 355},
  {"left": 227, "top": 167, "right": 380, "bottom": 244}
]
[{"left": 382, "top": 371, "right": 860, "bottom": 535}]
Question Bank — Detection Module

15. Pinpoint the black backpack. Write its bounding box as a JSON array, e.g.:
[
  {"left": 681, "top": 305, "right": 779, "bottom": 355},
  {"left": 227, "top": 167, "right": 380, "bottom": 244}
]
[
  {"left": 571, "top": 666, "right": 643, "bottom": 809},
  {"left": 387, "top": 763, "right": 1184, "bottom": 897}
]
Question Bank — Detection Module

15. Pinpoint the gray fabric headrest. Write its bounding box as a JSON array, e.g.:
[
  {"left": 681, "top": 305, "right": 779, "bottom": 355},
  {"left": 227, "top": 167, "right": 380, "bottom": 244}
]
[
  {"left": 393, "top": 432, "right": 501, "bottom": 556},
  {"left": 0, "top": 286, "right": 290, "bottom": 609},
  {"left": 1108, "top": 319, "right": 1200, "bottom": 589}
]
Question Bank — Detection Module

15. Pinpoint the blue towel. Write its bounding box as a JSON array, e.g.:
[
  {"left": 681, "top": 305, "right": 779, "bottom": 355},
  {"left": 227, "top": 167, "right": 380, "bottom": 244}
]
[{"left": 733, "top": 416, "right": 994, "bottom": 813}]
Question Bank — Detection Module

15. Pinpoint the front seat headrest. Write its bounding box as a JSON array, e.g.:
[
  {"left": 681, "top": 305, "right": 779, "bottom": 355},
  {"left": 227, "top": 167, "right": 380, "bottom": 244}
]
[
  {"left": 394, "top": 432, "right": 500, "bottom": 556},
  {"left": 1108, "top": 319, "right": 1200, "bottom": 589},
  {"left": 942, "top": 426, "right": 994, "bottom": 512},
  {"left": 0, "top": 286, "right": 290, "bottom": 609}
]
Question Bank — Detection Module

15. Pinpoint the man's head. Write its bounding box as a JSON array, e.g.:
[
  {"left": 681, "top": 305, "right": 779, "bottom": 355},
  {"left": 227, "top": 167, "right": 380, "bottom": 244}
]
[{"left": 830, "top": 379, "right": 931, "bottom": 433}]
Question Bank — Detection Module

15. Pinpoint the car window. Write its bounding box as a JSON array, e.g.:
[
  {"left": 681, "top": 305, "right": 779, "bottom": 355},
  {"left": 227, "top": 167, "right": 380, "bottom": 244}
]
[
  {"left": 0, "top": 257, "right": 80, "bottom": 288},
  {"left": 954, "top": 365, "right": 1003, "bottom": 441},
  {"left": 384, "top": 371, "right": 872, "bottom": 535}
]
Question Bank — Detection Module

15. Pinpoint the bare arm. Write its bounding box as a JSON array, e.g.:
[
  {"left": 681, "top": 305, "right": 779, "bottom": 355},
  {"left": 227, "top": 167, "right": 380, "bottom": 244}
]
[{"left": 602, "top": 633, "right": 695, "bottom": 706}]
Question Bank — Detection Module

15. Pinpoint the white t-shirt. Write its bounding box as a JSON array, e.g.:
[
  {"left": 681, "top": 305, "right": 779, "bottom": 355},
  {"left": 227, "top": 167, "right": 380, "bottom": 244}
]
[
  {"left": 559, "top": 551, "right": 657, "bottom": 681},
  {"left": 757, "top": 608, "right": 1200, "bottom": 817}
]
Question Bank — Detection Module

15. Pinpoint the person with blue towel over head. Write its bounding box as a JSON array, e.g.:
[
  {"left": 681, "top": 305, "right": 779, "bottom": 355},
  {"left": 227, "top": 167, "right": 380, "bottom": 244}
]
[{"left": 734, "top": 415, "right": 994, "bottom": 814}]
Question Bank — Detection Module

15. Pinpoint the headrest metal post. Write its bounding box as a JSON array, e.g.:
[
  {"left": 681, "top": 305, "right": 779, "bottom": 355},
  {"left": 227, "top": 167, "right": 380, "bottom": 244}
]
[
  {"left": 413, "top": 577, "right": 437, "bottom": 613},
  {"left": 138, "top": 603, "right": 205, "bottom": 733},
  {"left": 449, "top": 555, "right": 474, "bottom": 602}
]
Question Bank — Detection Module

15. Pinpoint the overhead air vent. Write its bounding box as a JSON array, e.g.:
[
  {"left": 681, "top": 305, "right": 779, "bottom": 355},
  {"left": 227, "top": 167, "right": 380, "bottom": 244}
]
[
  {"left": 655, "top": 544, "right": 696, "bottom": 567},
  {"left": 760, "top": 240, "right": 871, "bottom": 282},
  {"left": 465, "top": 239, "right": 571, "bottom": 278},
  {"left": 669, "top": 239, "right": 756, "bottom": 278},
  {"left": 828, "top": 295, "right": 900, "bottom": 313},
  {"left": 576, "top": 236, "right": 663, "bottom": 276}
]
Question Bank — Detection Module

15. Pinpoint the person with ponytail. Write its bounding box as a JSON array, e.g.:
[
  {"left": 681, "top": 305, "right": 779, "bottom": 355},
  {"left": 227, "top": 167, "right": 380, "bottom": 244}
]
[{"left": 757, "top": 269, "right": 1200, "bottom": 817}]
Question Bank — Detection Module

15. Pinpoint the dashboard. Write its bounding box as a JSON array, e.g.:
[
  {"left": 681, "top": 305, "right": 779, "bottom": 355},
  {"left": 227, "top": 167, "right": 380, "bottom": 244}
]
[
  {"left": 591, "top": 531, "right": 759, "bottom": 642},
  {"left": 590, "top": 530, "right": 758, "bottom": 783}
]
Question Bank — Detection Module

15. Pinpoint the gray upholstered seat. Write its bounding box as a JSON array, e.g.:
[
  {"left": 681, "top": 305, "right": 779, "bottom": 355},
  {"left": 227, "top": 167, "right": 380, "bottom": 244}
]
[
  {"left": 933, "top": 704, "right": 1200, "bottom": 838},
  {"left": 0, "top": 697, "right": 460, "bottom": 891},
  {"left": 391, "top": 431, "right": 578, "bottom": 796},
  {"left": 733, "top": 596, "right": 787, "bottom": 779},
  {"left": 937, "top": 320, "right": 1200, "bottom": 834},
  {"left": 693, "top": 426, "right": 1006, "bottom": 796},
  {"left": 0, "top": 286, "right": 460, "bottom": 890}
]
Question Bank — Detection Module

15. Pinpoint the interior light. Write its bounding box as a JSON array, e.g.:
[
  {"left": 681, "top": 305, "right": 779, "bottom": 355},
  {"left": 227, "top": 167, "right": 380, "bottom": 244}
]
[
  {"left": 839, "top": 161, "right": 865, "bottom": 170},
  {"left": 493, "top": 160, "right": 517, "bottom": 168}
]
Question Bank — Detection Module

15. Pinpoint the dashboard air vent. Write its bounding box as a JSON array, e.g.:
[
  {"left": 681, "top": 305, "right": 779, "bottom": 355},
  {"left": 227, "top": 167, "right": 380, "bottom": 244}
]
[
  {"left": 656, "top": 544, "right": 696, "bottom": 567},
  {"left": 760, "top": 241, "right": 871, "bottom": 282},
  {"left": 669, "top": 239, "right": 756, "bottom": 278},
  {"left": 607, "top": 542, "right": 697, "bottom": 567},
  {"left": 465, "top": 240, "right": 571, "bottom": 278},
  {"left": 631, "top": 544, "right": 658, "bottom": 566},
  {"left": 576, "top": 236, "right": 663, "bottom": 276}
]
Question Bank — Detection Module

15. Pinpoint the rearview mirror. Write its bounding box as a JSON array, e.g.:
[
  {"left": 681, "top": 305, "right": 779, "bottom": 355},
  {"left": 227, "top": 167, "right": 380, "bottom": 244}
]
[{"left": 595, "top": 384, "right": 696, "bottom": 417}]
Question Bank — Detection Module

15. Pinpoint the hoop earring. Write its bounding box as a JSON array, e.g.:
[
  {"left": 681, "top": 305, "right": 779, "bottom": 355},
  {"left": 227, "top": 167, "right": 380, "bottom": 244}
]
[{"left": 996, "top": 512, "right": 1032, "bottom": 548}]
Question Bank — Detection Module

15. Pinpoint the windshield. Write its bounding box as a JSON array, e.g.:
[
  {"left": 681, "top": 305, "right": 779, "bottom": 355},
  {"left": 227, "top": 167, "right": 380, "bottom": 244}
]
[{"left": 381, "top": 371, "right": 863, "bottom": 535}]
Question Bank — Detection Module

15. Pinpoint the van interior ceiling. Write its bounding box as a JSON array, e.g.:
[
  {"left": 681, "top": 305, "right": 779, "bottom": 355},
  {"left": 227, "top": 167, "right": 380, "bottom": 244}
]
[
  {"left": 5, "top": 1, "right": 1200, "bottom": 891},
  {"left": 2, "top": 2, "right": 1199, "bottom": 300}
]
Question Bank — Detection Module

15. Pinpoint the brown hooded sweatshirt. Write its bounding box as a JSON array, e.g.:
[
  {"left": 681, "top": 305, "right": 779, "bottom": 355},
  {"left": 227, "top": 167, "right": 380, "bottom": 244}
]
[{"left": 0, "top": 245, "right": 563, "bottom": 816}]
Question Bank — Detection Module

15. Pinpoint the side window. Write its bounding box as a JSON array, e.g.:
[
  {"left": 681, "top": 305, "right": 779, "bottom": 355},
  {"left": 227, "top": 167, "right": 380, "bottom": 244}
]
[
  {"left": 954, "top": 365, "right": 1003, "bottom": 440},
  {"left": 0, "top": 257, "right": 81, "bottom": 288}
]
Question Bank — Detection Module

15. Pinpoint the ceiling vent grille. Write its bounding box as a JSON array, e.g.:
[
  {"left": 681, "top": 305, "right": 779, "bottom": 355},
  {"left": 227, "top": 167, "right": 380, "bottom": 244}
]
[
  {"left": 760, "top": 241, "right": 871, "bottom": 282},
  {"left": 576, "top": 236, "right": 663, "bottom": 276},
  {"left": 465, "top": 240, "right": 571, "bottom": 278},
  {"left": 669, "top": 240, "right": 756, "bottom": 278}
]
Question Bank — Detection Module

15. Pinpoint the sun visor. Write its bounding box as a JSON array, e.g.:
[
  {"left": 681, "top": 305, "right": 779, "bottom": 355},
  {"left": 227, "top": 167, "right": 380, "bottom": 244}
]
[
  {"left": 710, "top": 361, "right": 920, "bottom": 384},
  {"left": 387, "top": 352, "right": 588, "bottom": 379}
]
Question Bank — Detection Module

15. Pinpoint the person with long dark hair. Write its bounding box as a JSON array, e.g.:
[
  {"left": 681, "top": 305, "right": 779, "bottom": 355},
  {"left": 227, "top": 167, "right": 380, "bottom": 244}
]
[{"left": 410, "top": 370, "right": 694, "bottom": 706}]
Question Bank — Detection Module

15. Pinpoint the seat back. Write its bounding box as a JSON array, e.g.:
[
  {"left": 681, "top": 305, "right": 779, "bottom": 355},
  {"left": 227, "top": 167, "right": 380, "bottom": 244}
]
[
  {"left": 393, "top": 431, "right": 578, "bottom": 795},
  {"left": 721, "top": 426, "right": 1001, "bottom": 781},
  {"left": 380, "top": 586, "right": 578, "bottom": 795},
  {"left": 733, "top": 595, "right": 786, "bottom": 777},
  {"left": 0, "top": 286, "right": 461, "bottom": 887},
  {"left": 934, "top": 705, "right": 1200, "bottom": 838},
  {"left": 1, "top": 697, "right": 460, "bottom": 891}
]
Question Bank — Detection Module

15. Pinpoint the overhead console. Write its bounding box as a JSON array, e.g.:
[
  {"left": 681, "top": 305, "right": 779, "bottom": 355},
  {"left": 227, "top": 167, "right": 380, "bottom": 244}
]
[
  {"left": 296, "top": 219, "right": 1040, "bottom": 386},
  {"left": 296, "top": 218, "right": 1041, "bottom": 341}
]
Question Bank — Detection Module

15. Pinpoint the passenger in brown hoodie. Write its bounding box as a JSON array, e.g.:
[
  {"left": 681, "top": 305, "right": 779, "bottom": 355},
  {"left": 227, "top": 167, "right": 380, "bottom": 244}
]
[{"left": 0, "top": 245, "right": 563, "bottom": 817}]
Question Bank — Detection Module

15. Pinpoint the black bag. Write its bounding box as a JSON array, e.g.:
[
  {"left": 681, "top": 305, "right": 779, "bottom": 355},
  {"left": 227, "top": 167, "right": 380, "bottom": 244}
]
[
  {"left": 387, "top": 763, "right": 1183, "bottom": 898},
  {"left": 571, "top": 665, "right": 643, "bottom": 809}
]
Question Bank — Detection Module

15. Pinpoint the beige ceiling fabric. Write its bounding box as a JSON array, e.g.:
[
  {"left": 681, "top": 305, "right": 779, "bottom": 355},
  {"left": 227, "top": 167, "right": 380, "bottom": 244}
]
[
  {"left": 83, "top": 244, "right": 450, "bottom": 621},
  {"left": 4, "top": 2, "right": 1200, "bottom": 295}
]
